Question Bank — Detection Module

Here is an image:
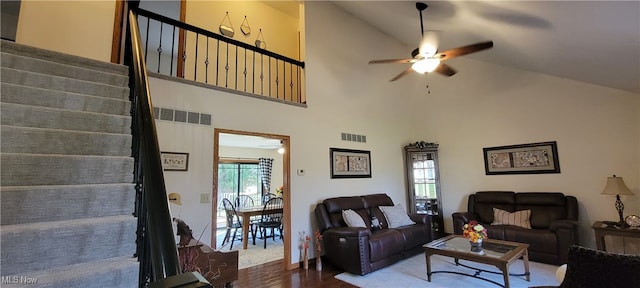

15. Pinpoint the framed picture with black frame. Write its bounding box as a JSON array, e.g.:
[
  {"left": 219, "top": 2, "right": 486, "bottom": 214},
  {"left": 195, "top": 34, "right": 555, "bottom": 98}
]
[
  {"left": 483, "top": 141, "right": 560, "bottom": 175},
  {"left": 160, "top": 152, "right": 189, "bottom": 171},
  {"left": 330, "top": 148, "right": 371, "bottom": 178}
]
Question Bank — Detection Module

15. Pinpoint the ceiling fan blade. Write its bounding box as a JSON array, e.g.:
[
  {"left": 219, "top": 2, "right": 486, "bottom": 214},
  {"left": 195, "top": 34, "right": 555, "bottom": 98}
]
[
  {"left": 419, "top": 30, "right": 439, "bottom": 57},
  {"left": 436, "top": 41, "right": 494, "bottom": 61},
  {"left": 434, "top": 63, "right": 457, "bottom": 77},
  {"left": 390, "top": 67, "right": 414, "bottom": 82},
  {"left": 369, "top": 58, "right": 415, "bottom": 64}
]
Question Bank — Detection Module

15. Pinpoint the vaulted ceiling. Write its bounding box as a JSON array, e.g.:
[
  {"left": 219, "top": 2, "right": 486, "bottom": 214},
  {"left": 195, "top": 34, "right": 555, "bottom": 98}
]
[{"left": 332, "top": 1, "right": 640, "bottom": 94}]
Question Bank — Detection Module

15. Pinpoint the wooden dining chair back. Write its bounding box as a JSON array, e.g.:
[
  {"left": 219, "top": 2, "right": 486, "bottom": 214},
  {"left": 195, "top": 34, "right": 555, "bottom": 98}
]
[
  {"left": 235, "top": 195, "right": 254, "bottom": 208},
  {"left": 221, "top": 198, "right": 243, "bottom": 249},
  {"left": 253, "top": 197, "right": 284, "bottom": 249}
]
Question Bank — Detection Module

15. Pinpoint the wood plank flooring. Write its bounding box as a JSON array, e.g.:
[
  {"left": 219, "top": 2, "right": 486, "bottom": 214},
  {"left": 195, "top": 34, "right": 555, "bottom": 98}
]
[{"left": 234, "top": 258, "right": 356, "bottom": 288}]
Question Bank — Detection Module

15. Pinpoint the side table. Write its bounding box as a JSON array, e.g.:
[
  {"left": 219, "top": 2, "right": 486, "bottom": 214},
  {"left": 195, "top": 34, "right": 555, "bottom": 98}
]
[{"left": 592, "top": 221, "right": 640, "bottom": 252}]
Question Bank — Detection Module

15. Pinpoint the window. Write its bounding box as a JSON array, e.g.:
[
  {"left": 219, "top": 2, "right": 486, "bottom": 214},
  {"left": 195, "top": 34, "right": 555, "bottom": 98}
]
[{"left": 217, "top": 162, "right": 261, "bottom": 207}]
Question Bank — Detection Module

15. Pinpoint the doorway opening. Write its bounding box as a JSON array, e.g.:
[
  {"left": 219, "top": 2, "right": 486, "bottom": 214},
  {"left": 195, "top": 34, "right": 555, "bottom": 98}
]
[{"left": 212, "top": 128, "right": 291, "bottom": 270}]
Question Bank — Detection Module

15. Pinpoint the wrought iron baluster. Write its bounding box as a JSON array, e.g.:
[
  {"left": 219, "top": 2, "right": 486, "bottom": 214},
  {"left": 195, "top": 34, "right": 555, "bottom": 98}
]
[
  {"left": 275, "top": 59, "right": 280, "bottom": 99},
  {"left": 252, "top": 51, "right": 256, "bottom": 94},
  {"left": 235, "top": 45, "right": 238, "bottom": 90},
  {"left": 170, "top": 26, "right": 176, "bottom": 77},
  {"left": 289, "top": 62, "right": 294, "bottom": 102},
  {"left": 260, "top": 54, "right": 264, "bottom": 95},
  {"left": 156, "top": 23, "right": 163, "bottom": 73},
  {"left": 225, "top": 42, "right": 229, "bottom": 88},
  {"left": 181, "top": 32, "right": 187, "bottom": 79},
  {"left": 243, "top": 48, "right": 247, "bottom": 91},
  {"left": 205, "top": 37, "right": 209, "bottom": 84},
  {"left": 144, "top": 17, "right": 150, "bottom": 63},
  {"left": 194, "top": 33, "right": 199, "bottom": 82},
  {"left": 216, "top": 40, "right": 220, "bottom": 86},
  {"left": 268, "top": 56, "right": 272, "bottom": 97}
]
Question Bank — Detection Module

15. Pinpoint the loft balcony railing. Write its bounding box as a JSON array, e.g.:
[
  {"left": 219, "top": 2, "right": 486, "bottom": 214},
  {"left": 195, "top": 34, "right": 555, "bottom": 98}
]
[{"left": 136, "top": 8, "right": 306, "bottom": 105}]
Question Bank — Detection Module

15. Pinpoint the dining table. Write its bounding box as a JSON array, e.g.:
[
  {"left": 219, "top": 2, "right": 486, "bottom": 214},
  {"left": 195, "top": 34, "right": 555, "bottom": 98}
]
[{"left": 235, "top": 205, "right": 284, "bottom": 249}]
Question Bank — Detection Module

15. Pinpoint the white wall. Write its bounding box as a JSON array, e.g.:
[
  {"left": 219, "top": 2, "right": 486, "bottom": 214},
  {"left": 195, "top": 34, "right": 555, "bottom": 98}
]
[{"left": 151, "top": 2, "right": 640, "bottom": 263}]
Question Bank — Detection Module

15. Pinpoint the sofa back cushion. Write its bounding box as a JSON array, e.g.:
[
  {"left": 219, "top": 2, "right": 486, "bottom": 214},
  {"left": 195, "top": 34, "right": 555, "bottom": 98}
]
[
  {"left": 515, "top": 192, "right": 568, "bottom": 228},
  {"left": 470, "top": 191, "right": 516, "bottom": 224},
  {"left": 323, "top": 195, "right": 372, "bottom": 229},
  {"left": 363, "top": 194, "right": 394, "bottom": 229}
]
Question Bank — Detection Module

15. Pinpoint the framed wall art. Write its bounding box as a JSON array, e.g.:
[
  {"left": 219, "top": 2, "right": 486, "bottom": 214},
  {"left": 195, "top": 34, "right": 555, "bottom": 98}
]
[
  {"left": 330, "top": 148, "right": 371, "bottom": 178},
  {"left": 483, "top": 141, "right": 560, "bottom": 175},
  {"left": 161, "top": 152, "right": 189, "bottom": 171}
]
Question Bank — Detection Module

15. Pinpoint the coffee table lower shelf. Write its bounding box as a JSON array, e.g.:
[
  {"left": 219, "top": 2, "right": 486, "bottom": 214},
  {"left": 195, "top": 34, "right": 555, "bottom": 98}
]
[{"left": 424, "top": 235, "right": 531, "bottom": 288}]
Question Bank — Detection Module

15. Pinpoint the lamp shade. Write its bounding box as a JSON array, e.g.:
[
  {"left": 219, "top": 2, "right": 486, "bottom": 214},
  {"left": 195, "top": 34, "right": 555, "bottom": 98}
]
[{"left": 601, "top": 176, "right": 634, "bottom": 196}]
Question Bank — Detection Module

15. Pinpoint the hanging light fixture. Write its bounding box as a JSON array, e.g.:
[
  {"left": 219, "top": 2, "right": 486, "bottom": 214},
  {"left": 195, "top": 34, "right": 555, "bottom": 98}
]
[
  {"left": 412, "top": 58, "right": 440, "bottom": 73},
  {"left": 277, "top": 140, "right": 285, "bottom": 154}
]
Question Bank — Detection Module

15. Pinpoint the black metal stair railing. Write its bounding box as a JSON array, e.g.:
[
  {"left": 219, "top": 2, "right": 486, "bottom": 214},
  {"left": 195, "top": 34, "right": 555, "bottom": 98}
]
[
  {"left": 136, "top": 8, "right": 306, "bottom": 104},
  {"left": 125, "top": 3, "right": 211, "bottom": 287}
]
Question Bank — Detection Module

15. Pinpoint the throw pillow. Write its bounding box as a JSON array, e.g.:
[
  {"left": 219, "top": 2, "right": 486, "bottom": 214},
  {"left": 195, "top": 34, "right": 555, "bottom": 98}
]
[
  {"left": 342, "top": 209, "right": 367, "bottom": 228},
  {"left": 380, "top": 205, "right": 415, "bottom": 228},
  {"left": 491, "top": 208, "right": 532, "bottom": 229}
]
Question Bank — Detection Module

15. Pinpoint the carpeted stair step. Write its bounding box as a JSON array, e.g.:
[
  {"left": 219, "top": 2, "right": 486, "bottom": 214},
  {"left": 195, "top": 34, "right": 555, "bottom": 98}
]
[
  {"left": 1, "top": 83, "right": 130, "bottom": 115},
  {"left": 1, "top": 52, "right": 128, "bottom": 87},
  {"left": 0, "top": 103, "right": 131, "bottom": 134},
  {"left": 0, "top": 215, "right": 137, "bottom": 276},
  {"left": 0, "top": 184, "right": 135, "bottom": 225},
  {"left": 1, "top": 40, "right": 128, "bottom": 75},
  {"left": 2, "top": 256, "right": 138, "bottom": 288},
  {"left": 1, "top": 67, "right": 129, "bottom": 99},
  {"left": 1, "top": 126, "right": 132, "bottom": 156},
  {"left": 0, "top": 153, "right": 133, "bottom": 186}
]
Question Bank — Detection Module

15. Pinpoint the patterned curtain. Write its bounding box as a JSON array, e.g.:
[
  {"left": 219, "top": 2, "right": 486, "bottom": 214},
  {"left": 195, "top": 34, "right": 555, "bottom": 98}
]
[{"left": 258, "top": 158, "right": 274, "bottom": 195}]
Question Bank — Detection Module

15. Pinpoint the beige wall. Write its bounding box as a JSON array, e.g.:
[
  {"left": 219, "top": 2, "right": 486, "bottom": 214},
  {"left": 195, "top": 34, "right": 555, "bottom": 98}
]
[{"left": 16, "top": 0, "right": 116, "bottom": 62}]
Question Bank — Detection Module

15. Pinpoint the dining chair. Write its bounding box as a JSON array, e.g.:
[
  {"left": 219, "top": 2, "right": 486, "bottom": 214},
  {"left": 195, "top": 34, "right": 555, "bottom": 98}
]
[
  {"left": 221, "top": 198, "right": 245, "bottom": 249},
  {"left": 261, "top": 193, "right": 278, "bottom": 204},
  {"left": 234, "top": 195, "right": 254, "bottom": 208},
  {"left": 252, "top": 197, "right": 284, "bottom": 249}
]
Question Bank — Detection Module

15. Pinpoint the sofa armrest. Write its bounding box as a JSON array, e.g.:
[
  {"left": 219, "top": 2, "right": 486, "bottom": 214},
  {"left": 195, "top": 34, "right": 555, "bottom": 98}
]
[
  {"left": 322, "top": 227, "right": 372, "bottom": 275},
  {"left": 452, "top": 212, "right": 479, "bottom": 235},
  {"left": 409, "top": 213, "right": 432, "bottom": 225},
  {"left": 549, "top": 219, "right": 578, "bottom": 232}
]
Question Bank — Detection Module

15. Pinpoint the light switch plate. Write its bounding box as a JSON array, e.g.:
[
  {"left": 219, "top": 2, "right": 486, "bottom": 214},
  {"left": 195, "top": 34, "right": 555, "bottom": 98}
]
[{"left": 200, "top": 193, "right": 210, "bottom": 203}]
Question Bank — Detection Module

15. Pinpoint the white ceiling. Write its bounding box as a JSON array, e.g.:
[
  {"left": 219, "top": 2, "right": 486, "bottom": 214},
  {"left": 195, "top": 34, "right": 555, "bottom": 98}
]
[{"left": 332, "top": 1, "right": 640, "bottom": 94}]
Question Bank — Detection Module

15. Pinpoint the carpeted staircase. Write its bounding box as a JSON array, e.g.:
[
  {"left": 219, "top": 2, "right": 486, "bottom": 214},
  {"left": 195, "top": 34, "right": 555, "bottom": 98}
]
[{"left": 1, "top": 40, "right": 139, "bottom": 287}]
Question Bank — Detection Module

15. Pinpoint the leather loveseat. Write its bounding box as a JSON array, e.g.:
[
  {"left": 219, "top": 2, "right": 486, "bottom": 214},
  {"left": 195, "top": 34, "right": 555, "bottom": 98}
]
[
  {"left": 315, "top": 193, "right": 434, "bottom": 275},
  {"left": 452, "top": 191, "right": 579, "bottom": 265}
]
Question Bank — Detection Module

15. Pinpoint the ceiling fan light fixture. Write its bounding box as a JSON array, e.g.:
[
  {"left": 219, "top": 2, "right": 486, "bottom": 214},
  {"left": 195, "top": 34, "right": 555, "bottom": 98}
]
[{"left": 412, "top": 58, "right": 440, "bottom": 73}]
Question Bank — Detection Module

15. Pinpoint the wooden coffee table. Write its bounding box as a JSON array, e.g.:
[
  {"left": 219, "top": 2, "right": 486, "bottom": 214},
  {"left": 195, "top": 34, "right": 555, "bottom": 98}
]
[{"left": 423, "top": 235, "right": 530, "bottom": 288}]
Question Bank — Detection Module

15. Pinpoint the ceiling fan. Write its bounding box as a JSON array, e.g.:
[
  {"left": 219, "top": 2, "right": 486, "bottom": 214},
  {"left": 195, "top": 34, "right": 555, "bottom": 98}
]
[{"left": 369, "top": 2, "right": 494, "bottom": 81}]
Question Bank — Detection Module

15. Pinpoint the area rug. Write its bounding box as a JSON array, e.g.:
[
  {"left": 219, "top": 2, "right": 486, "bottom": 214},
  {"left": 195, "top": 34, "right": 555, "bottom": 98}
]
[
  {"left": 217, "top": 235, "right": 284, "bottom": 270},
  {"left": 335, "top": 254, "right": 560, "bottom": 288}
]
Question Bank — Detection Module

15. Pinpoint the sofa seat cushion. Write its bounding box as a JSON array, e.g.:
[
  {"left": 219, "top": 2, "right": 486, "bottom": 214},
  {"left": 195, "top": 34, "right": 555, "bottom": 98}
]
[
  {"left": 484, "top": 224, "right": 507, "bottom": 240},
  {"left": 504, "top": 226, "right": 557, "bottom": 255},
  {"left": 395, "top": 224, "right": 431, "bottom": 250},
  {"left": 369, "top": 229, "right": 404, "bottom": 263}
]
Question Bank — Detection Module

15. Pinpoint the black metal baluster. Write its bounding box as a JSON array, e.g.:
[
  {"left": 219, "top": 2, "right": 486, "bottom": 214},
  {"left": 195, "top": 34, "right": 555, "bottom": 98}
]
[
  {"left": 243, "top": 48, "right": 247, "bottom": 91},
  {"left": 216, "top": 40, "right": 220, "bottom": 86},
  {"left": 205, "top": 37, "right": 209, "bottom": 84},
  {"left": 225, "top": 42, "right": 229, "bottom": 88},
  {"left": 170, "top": 26, "right": 176, "bottom": 77},
  {"left": 252, "top": 51, "right": 256, "bottom": 94},
  {"left": 268, "top": 56, "right": 272, "bottom": 97},
  {"left": 289, "top": 63, "right": 294, "bottom": 102},
  {"left": 157, "top": 23, "right": 163, "bottom": 73},
  {"left": 181, "top": 32, "right": 187, "bottom": 79},
  {"left": 235, "top": 45, "right": 238, "bottom": 90},
  {"left": 144, "top": 17, "right": 150, "bottom": 63},
  {"left": 275, "top": 59, "right": 280, "bottom": 99},
  {"left": 194, "top": 33, "right": 199, "bottom": 82},
  {"left": 260, "top": 54, "right": 264, "bottom": 95}
]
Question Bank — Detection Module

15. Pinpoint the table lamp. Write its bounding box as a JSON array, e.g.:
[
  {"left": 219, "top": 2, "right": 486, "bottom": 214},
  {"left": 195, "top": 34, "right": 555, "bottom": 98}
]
[{"left": 601, "top": 175, "right": 634, "bottom": 228}]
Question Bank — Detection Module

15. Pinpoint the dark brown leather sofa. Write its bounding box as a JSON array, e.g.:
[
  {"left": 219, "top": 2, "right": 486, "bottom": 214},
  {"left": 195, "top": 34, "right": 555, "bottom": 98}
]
[
  {"left": 452, "top": 191, "right": 579, "bottom": 265},
  {"left": 315, "top": 193, "right": 434, "bottom": 275}
]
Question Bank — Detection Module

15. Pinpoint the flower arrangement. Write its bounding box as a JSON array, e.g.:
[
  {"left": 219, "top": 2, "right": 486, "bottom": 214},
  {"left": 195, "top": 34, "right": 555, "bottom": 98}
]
[
  {"left": 314, "top": 229, "right": 323, "bottom": 254},
  {"left": 463, "top": 220, "right": 488, "bottom": 243},
  {"left": 276, "top": 186, "right": 284, "bottom": 196}
]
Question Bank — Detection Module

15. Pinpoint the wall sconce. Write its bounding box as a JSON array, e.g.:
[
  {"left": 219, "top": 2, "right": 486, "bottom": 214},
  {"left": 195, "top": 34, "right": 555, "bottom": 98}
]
[
  {"left": 168, "top": 192, "right": 182, "bottom": 206},
  {"left": 601, "top": 175, "right": 634, "bottom": 228}
]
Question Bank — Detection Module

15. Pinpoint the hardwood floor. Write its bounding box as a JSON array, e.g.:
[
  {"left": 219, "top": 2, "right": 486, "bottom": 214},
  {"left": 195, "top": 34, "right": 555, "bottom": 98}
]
[{"left": 234, "top": 258, "right": 356, "bottom": 288}]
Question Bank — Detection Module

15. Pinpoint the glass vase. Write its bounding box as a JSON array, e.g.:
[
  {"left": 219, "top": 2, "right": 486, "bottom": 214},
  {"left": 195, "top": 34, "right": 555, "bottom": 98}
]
[{"left": 470, "top": 239, "right": 483, "bottom": 253}]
